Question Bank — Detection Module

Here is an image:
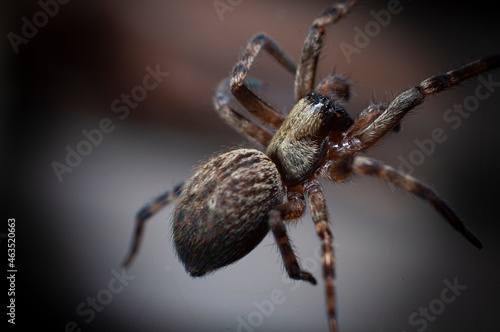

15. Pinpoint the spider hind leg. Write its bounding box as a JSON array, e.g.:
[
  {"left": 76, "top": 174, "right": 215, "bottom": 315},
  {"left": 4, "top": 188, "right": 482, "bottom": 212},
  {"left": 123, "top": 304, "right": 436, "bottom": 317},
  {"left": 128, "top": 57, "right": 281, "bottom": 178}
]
[{"left": 122, "top": 182, "right": 183, "bottom": 268}]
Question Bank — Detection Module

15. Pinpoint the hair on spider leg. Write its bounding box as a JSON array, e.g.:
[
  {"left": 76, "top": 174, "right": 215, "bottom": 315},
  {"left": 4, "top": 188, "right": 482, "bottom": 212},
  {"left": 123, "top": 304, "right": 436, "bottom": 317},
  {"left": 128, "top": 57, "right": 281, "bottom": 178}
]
[{"left": 122, "top": 182, "right": 183, "bottom": 269}]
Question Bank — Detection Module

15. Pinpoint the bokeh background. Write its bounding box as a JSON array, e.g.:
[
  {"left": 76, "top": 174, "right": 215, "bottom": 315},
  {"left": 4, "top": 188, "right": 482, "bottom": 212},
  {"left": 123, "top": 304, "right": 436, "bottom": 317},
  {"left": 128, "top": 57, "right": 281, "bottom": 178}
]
[{"left": 2, "top": 1, "right": 500, "bottom": 331}]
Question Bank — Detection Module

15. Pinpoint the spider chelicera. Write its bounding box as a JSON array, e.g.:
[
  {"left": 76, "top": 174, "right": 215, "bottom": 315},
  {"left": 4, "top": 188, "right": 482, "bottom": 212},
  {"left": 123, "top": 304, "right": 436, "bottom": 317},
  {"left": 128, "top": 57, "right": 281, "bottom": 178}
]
[{"left": 123, "top": 1, "right": 498, "bottom": 331}]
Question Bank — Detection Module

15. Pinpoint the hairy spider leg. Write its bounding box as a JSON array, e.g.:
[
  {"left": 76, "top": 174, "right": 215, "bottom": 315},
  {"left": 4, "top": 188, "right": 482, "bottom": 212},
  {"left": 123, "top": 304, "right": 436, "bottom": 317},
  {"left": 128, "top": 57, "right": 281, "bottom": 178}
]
[
  {"left": 346, "top": 103, "right": 402, "bottom": 136},
  {"left": 214, "top": 79, "right": 273, "bottom": 147},
  {"left": 303, "top": 177, "right": 338, "bottom": 332},
  {"left": 295, "top": 0, "right": 359, "bottom": 100},
  {"left": 269, "top": 188, "right": 317, "bottom": 284},
  {"left": 122, "top": 182, "right": 184, "bottom": 268},
  {"left": 350, "top": 156, "right": 483, "bottom": 249},
  {"left": 356, "top": 56, "right": 500, "bottom": 150},
  {"left": 230, "top": 33, "right": 297, "bottom": 128}
]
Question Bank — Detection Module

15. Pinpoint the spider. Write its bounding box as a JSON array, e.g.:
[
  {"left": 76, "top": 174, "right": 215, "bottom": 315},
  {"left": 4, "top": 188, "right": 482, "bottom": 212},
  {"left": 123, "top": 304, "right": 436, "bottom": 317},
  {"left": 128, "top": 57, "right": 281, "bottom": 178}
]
[{"left": 123, "top": 1, "right": 498, "bottom": 331}]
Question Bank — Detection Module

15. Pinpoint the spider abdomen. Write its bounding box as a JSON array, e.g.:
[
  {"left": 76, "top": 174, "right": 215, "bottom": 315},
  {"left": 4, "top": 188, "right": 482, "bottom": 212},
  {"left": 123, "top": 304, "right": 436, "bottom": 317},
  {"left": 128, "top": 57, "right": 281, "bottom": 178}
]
[{"left": 172, "top": 148, "right": 285, "bottom": 277}]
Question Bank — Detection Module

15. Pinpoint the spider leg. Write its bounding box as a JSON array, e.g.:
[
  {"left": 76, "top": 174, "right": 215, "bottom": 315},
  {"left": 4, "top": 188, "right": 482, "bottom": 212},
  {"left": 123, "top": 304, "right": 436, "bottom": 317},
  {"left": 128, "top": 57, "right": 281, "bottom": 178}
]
[
  {"left": 269, "top": 187, "right": 317, "bottom": 284},
  {"left": 346, "top": 103, "right": 401, "bottom": 136},
  {"left": 231, "top": 33, "right": 297, "bottom": 128},
  {"left": 314, "top": 74, "right": 352, "bottom": 100},
  {"left": 295, "top": 0, "right": 358, "bottom": 100},
  {"left": 122, "top": 182, "right": 184, "bottom": 268},
  {"left": 214, "top": 79, "right": 273, "bottom": 147},
  {"left": 346, "top": 103, "right": 387, "bottom": 135},
  {"left": 356, "top": 55, "right": 500, "bottom": 150},
  {"left": 351, "top": 156, "right": 483, "bottom": 249},
  {"left": 270, "top": 210, "right": 317, "bottom": 284},
  {"left": 302, "top": 177, "right": 338, "bottom": 332}
]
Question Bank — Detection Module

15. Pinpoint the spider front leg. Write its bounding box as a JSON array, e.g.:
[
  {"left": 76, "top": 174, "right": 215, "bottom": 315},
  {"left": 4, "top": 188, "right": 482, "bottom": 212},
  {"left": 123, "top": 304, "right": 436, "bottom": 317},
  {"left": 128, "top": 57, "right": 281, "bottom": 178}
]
[
  {"left": 122, "top": 182, "right": 184, "bottom": 268},
  {"left": 269, "top": 187, "right": 317, "bottom": 284},
  {"left": 295, "top": 0, "right": 358, "bottom": 100},
  {"left": 351, "top": 156, "right": 483, "bottom": 249},
  {"left": 230, "top": 33, "right": 297, "bottom": 128},
  {"left": 345, "top": 103, "right": 402, "bottom": 137},
  {"left": 303, "top": 177, "right": 338, "bottom": 332},
  {"left": 356, "top": 55, "right": 500, "bottom": 150}
]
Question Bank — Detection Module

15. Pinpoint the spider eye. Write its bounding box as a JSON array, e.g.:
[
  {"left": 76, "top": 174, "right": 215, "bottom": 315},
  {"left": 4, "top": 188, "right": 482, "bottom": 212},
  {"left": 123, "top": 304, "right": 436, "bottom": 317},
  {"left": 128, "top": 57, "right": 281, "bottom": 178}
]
[{"left": 306, "top": 92, "right": 353, "bottom": 132}]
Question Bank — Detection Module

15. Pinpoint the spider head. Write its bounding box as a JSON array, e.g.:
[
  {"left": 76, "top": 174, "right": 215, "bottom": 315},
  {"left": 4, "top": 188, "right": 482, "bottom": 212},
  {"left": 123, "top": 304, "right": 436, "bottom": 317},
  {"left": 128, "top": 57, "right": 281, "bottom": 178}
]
[
  {"left": 306, "top": 92, "right": 353, "bottom": 132},
  {"left": 266, "top": 92, "right": 353, "bottom": 185}
]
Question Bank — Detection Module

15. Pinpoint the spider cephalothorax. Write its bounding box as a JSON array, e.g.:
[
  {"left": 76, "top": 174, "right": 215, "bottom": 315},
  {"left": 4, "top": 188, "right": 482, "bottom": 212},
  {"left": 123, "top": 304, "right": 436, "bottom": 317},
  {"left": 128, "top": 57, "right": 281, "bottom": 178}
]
[
  {"left": 267, "top": 92, "right": 353, "bottom": 185},
  {"left": 123, "top": 1, "right": 497, "bottom": 331}
]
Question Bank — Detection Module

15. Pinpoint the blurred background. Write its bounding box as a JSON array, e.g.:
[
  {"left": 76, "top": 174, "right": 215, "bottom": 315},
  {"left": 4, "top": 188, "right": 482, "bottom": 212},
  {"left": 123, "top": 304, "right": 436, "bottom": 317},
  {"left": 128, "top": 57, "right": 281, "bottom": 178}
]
[{"left": 2, "top": 0, "right": 500, "bottom": 331}]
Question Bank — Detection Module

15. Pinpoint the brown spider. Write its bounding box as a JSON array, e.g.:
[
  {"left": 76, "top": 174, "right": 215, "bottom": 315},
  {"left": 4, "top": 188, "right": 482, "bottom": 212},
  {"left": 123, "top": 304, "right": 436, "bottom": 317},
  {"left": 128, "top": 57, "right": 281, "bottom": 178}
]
[{"left": 123, "top": 1, "right": 498, "bottom": 331}]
